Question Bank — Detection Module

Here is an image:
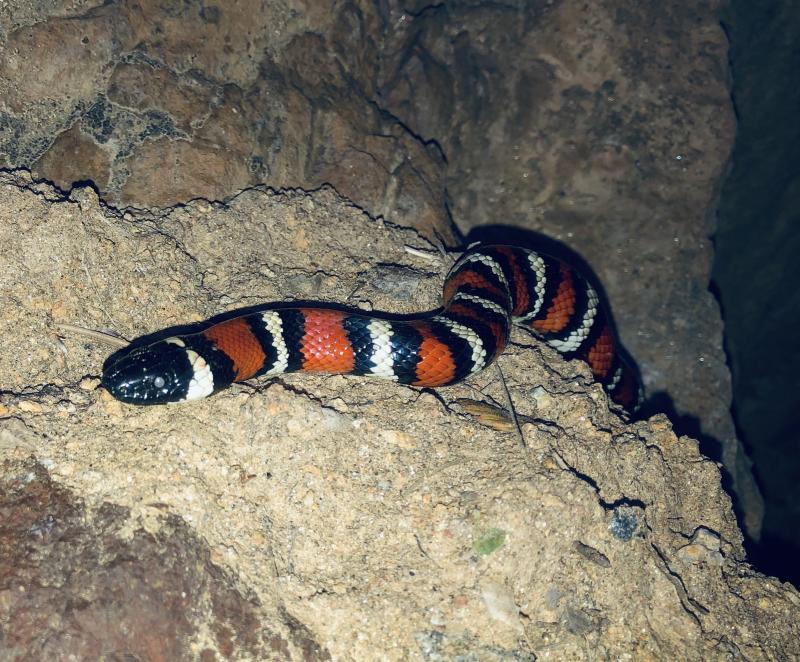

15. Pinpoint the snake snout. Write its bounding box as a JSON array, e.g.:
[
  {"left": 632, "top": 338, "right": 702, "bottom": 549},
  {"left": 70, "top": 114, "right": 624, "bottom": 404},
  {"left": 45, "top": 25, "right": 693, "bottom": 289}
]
[{"left": 102, "top": 341, "right": 193, "bottom": 405}]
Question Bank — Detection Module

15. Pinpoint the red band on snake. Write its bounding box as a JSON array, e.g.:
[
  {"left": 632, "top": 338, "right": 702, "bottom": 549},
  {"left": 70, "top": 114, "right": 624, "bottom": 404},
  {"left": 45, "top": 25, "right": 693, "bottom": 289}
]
[{"left": 102, "top": 245, "right": 644, "bottom": 411}]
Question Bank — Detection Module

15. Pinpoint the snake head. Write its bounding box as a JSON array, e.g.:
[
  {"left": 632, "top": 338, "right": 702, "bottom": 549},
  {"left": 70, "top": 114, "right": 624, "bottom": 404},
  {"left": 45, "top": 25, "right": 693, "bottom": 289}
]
[{"left": 102, "top": 337, "right": 214, "bottom": 405}]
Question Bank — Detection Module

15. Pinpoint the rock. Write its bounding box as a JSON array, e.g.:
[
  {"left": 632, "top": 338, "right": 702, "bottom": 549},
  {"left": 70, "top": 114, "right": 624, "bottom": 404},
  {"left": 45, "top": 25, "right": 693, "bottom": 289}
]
[
  {"left": 480, "top": 580, "right": 522, "bottom": 631},
  {"left": 0, "top": 1, "right": 453, "bottom": 240},
  {"left": 0, "top": 459, "right": 328, "bottom": 659},
  {"left": 677, "top": 527, "right": 725, "bottom": 566},
  {"left": 713, "top": 0, "right": 800, "bottom": 578},
  {"left": 0, "top": 175, "right": 797, "bottom": 658},
  {"left": 378, "top": 0, "right": 762, "bottom": 538},
  {"left": 0, "top": 0, "right": 762, "bottom": 540}
]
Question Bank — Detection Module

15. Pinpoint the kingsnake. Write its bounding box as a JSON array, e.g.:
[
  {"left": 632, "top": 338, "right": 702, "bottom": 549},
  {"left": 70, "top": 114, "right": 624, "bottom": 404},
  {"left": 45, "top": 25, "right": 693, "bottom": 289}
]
[{"left": 102, "top": 245, "right": 643, "bottom": 411}]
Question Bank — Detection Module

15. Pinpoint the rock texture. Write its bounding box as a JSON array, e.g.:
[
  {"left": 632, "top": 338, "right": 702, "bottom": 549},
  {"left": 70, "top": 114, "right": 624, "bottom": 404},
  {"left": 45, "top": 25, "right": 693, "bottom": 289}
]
[
  {"left": 377, "top": 0, "right": 762, "bottom": 539},
  {"left": 0, "top": 173, "right": 797, "bottom": 659},
  {"left": 0, "top": 462, "right": 326, "bottom": 660},
  {"left": 0, "top": 0, "right": 452, "bottom": 240},
  {"left": 0, "top": 0, "right": 761, "bottom": 540}
]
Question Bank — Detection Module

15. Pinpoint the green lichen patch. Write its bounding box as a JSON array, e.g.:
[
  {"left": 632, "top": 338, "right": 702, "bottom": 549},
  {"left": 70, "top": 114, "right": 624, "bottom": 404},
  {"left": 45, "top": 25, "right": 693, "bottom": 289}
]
[{"left": 472, "top": 528, "right": 506, "bottom": 556}]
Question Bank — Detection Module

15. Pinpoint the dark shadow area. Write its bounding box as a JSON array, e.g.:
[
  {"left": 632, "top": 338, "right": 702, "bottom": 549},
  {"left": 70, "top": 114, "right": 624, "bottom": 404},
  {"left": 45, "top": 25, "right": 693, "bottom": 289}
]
[
  {"left": 67, "top": 178, "right": 104, "bottom": 195},
  {"left": 747, "top": 534, "right": 800, "bottom": 587},
  {"left": 713, "top": 0, "right": 800, "bottom": 587}
]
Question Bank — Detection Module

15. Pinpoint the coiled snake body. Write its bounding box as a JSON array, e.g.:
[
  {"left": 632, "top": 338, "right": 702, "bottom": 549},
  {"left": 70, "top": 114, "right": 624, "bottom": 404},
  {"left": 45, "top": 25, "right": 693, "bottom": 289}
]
[{"left": 102, "top": 245, "right": 642, "bottom": 410}]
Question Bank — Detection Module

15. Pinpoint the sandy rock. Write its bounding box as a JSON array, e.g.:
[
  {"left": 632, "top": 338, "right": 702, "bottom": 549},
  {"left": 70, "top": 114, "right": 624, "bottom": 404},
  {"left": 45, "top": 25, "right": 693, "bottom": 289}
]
[
  {"left": 0, "top": 0, "right": 760, "bottom": 538},
  {"left": 0, "top": 0, "right": 451, "bottom": 240},
  {"left": 378, "top": 0, "right": 761, "bottom": 537},
  {"left": 0, "top": 174, "right": 796, "bottom": 659}
]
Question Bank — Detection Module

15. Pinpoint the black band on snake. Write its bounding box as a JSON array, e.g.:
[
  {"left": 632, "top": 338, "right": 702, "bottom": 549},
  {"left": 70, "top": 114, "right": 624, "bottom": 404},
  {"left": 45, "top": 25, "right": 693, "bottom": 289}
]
[{"left": 102, "top": 245, "right": 643, "bottom": 410}]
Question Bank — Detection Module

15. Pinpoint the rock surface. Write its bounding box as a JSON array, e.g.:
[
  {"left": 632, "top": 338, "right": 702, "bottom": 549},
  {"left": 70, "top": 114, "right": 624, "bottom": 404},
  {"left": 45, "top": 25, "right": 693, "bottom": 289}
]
[
  {"left": 0, "top": 173, "right": 797, "bottom": 659},
  {"left": 0, "top": 0, "right": 452, "bottom": 241},
  {"left": 377, "top": 0, "right": 762, "bottom": 539},
  {"left": 0, "top": 0, "right": 762, "bottom": 539}
]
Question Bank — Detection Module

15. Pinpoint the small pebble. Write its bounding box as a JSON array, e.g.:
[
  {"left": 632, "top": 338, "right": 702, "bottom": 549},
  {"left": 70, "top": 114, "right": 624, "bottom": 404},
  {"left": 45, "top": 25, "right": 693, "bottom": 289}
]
[
  {"left": 79, "top": 377, "right": 101, "bottom": 391},
  {"left": 380, "top": 429, "right": 417, "bottom": 449},
  {"left": 676, "top": 527, "right": 724, "bottom": 565},
  {"left": 480, "top": 581, "right": 522, "bottom": 630},
  {"left": 609, "top": 508, "right": 640, "bottom": 541},
  {"left": 573, "top": 540, "right": 611, "bottom": 567},
  {"left": 327, "top": 397, "right": 349, "bottom": 412}
]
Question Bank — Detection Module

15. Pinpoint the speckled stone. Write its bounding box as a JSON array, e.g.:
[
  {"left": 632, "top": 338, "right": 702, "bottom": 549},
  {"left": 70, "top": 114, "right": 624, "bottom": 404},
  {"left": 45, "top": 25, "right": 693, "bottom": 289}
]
[{"left": 0, "top": 175, "right": 797, "bottom": 659}]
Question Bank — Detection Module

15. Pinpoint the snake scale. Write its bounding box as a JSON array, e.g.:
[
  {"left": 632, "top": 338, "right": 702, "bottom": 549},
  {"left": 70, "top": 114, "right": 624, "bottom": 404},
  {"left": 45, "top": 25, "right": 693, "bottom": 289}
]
[{"left": 102, "top": 245, "right": 643, "bottom": 411}]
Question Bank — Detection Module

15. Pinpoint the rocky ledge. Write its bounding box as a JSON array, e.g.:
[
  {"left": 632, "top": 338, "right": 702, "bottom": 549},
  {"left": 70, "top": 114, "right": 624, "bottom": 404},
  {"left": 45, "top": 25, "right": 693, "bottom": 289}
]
[{"left": 0, "top": 173, "right": 796, "bottom": 659}]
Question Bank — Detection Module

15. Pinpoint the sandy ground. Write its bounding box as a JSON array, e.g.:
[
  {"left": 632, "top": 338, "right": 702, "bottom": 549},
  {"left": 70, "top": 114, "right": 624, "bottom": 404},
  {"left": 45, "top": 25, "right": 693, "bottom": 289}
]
[{"left": 0, "top": 172, "right": 797, "bottom": 659}]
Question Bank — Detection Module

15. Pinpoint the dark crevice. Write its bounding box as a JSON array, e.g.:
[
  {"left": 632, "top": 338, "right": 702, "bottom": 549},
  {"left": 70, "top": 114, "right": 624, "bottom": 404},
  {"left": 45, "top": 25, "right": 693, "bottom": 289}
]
[
  {"left": 650, "top": 542, "right": 709, "bottom": 624},
  {"left": 712, "top": 0, "right": 800, "bottom": 588}
]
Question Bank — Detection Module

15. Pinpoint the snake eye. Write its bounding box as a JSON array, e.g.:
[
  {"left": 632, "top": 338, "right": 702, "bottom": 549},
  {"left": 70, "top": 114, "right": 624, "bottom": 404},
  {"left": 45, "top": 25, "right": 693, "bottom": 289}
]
[{"left": 102, "top": 340, "right": 195, "bottom": 405}]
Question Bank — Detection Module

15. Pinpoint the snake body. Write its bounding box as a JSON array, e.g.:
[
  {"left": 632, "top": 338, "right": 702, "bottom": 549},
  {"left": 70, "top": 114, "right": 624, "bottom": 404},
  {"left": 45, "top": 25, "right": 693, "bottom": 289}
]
[{"left": 102, "top": 245, "right": 642, "bottom": 410}]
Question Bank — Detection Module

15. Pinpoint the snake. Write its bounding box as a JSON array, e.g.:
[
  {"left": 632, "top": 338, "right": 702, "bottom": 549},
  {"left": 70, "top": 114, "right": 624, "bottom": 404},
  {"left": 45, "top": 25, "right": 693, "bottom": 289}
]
[{"left": 101, "top": 245, "right": 643, "bottom": 411}]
